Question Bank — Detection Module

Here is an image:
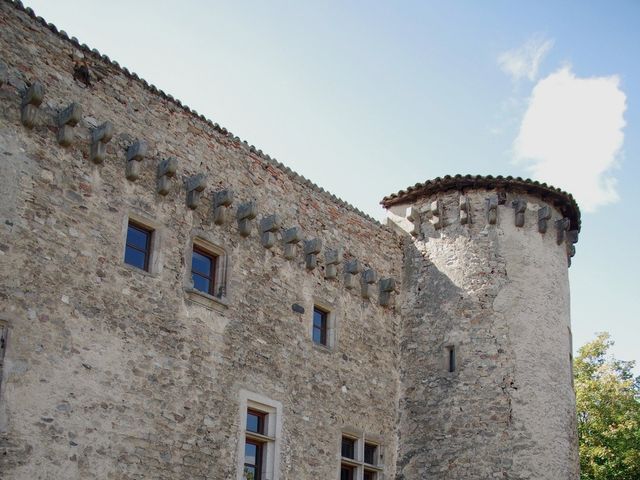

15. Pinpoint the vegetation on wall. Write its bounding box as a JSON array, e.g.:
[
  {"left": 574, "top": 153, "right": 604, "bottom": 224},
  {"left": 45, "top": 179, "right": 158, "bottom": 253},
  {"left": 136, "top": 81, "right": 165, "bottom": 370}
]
[{"left": 575, "top": 333, "right": 640, "bottom": 480}]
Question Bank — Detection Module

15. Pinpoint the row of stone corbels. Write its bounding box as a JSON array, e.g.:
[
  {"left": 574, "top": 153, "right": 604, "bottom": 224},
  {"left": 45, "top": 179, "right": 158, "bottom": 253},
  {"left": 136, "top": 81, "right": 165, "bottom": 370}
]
[
  {"left": 8, "top": 76, "right": 399, "bottom": 306},
  {"left": 408, "top": 193, "right": 578, "bottom": 264}
]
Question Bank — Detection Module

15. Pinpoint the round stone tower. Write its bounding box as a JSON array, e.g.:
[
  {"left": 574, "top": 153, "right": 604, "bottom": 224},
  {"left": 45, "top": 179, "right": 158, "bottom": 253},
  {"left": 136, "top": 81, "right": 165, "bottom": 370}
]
[{"left": 383, "top": 175, "right": 580, "bottom": 480}]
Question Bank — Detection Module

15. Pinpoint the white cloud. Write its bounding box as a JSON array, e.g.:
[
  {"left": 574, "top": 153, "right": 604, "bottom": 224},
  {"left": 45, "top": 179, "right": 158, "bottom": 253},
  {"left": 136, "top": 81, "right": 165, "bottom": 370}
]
[
  {"left": 499, "top": 35, "right": 554, "bottom": 82},
  {"left": 514, "top": 67, "right": 626, "bottom": 212}
]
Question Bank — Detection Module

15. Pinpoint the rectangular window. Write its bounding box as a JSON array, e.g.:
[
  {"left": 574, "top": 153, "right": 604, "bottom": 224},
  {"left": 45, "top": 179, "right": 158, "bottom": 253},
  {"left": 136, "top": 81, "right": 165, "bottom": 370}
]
[
  {"left": 313, "top": 306, "right": 328, "bottom": 346},
  {"left": 191, "top": 245, "right": 217, "bottom": 295},
  {"left": 340, "top": 433, "right": 383, "bottom": 480},
  {"left": 124, "top": 221, "right": 152, "bottom": 271},
  {"left": 237, "top": 393, "right": 282, "bottom": 480}
]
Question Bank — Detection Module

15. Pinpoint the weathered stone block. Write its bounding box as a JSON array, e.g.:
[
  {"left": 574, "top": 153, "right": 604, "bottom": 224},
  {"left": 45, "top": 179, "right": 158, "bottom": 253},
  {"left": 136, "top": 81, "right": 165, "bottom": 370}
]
[
  {"left": 512, "top": 199, "right": 526, "bottom": 227},
  {"left": 538, "top": 206, "right": 551, "bottom": 233},
  {"left": 90, "top": 121, "right": 114, "bottom": 164},
  {"left": 157, "top": 157, "right": 178, "bottom": 195},
  {"left": 186, "top": 173, "right": 206, "bottom": 209}
]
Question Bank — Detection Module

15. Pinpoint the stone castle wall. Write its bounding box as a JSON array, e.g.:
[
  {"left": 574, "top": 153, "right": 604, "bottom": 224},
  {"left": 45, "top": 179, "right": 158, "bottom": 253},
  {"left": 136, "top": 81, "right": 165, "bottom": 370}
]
[
  {"left": 0, "top": 2, "right": 403, "bottom": 478},
  {"left": 388, "top": 188, "right": 579, "bottom": 479},
  {"left": 0, "top": 2, "right": 581, "bottom": 479}
]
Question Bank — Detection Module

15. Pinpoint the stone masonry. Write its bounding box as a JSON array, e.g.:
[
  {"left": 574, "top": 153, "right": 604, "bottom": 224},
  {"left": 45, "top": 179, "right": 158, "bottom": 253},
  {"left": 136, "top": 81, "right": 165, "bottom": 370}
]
[{"left": 0, "top": 2, "right": 580, "bottom": 479}]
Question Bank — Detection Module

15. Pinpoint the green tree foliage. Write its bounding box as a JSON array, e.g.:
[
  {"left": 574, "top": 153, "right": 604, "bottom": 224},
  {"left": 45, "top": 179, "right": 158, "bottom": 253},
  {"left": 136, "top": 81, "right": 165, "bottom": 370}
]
[{"left": 575, "top": 332, "right": 640, "bottom": 480}]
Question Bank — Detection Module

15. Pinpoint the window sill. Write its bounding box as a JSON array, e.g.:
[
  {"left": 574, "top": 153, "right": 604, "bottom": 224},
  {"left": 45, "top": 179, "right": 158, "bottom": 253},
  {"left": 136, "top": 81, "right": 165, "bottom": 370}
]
[
  {"left": 185, "top": 287, "right": 229, "bottom": 311},
  {"left": 122, "top": 262, "right": 159, "bottom": 278},
  {"left": 312, "top": 342, "right": 334, "bottom": 354}
]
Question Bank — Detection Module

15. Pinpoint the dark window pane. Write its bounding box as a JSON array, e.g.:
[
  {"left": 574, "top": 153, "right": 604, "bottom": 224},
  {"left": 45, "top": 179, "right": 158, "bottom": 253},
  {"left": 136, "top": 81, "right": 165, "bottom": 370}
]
[
  {"left": 341, "top": 465, "right": 355, "bottom": 480},
  {"left": 341, "top": 437, "right": 355, "bottom": 459},
  {"left": 192, "top": 273, "right": 211, "bottom": 294},
  {"left": 448, "top": 346, "right": 456, "bottom": 372},
  {"left": 364, "top": 443, "right": 377, "bottom": 464},
  {"left": 364, "top": 470, "right": 375, "bottom": 480},
  {"left": 126, "top": 224, "right": 149, "bottom": 250},
  {"left": 192, "top": 250, "right": 212, "bottom": 276},
  {"left": 124, "top": 246, "right": 147, "bottom": 270}
]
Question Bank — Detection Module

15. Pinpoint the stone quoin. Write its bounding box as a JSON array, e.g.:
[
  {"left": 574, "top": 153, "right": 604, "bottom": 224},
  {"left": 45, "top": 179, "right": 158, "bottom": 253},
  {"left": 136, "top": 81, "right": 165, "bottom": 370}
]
[{"left": 0, "top": 1, "right": 581, "bottom": 479}]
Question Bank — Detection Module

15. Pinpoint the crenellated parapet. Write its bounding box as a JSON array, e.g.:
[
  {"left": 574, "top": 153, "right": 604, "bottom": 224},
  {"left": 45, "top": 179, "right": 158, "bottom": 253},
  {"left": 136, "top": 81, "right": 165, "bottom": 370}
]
[{"left": 383, "top": 174, "right": 581, "bottom": 266}]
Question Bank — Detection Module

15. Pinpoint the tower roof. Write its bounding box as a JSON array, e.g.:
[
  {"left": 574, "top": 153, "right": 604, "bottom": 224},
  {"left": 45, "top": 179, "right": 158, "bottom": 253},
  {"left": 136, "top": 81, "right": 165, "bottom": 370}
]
[{"left": 381, "top": 174, "right": 581, "bottom": 231}]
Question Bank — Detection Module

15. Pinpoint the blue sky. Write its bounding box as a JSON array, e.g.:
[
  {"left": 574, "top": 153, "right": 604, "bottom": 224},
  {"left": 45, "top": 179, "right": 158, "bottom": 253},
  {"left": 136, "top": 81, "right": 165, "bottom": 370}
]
[{"left": 23, "top": 1, "right": 639, "bottom": 370}]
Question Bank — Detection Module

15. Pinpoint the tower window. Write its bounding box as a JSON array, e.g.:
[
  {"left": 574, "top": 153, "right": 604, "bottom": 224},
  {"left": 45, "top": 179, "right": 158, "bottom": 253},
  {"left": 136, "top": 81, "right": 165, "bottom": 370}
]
[
  {"left": 124, "top": 221, "right": 153, "bottom": 271},
  {"left": 447, "top": 345, "right": 456, "bottom": 373},
  {"left": 313, "top": 306, "right": 328, "bottom": 346}
]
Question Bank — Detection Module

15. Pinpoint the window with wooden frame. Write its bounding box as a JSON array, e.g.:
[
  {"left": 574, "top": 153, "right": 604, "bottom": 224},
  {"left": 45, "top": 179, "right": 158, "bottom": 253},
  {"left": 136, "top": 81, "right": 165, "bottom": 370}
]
[
  {"left": 191, "top": 245, "right": 218, "bottom": 296},
  {"left": 124, "top": 220, "right": 153, "bottom": 271},
  {"left": 236, "top": 392, "right": 282, "bottom": 480},
  {"left": 242, "top": 405, "right": 277, "bottom": 480},
  {"left": 313, "top": 306, "right": 328, "bottom": 346},
  {"left": 340, "top": 432, "right": 383, "bottom": 480}
]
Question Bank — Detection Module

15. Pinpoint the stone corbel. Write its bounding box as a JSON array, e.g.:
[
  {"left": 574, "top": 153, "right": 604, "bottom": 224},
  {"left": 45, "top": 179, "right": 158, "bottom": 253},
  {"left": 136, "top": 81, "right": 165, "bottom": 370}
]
[
  {"left": 361, "top": 268, "right": 378, "bottom": 299},
  {"left": 512, "top": 199, "right": 526, "bottom": 227},
  {"left": 237, "top": 202, "right": 257, "bottom": 237},
  {"left": 379, "top": 277, "right": 397, "bottom": 307},
  {"left": 90, "top": 121, "right": 114, "bottom": 163},
  {"left": 567, "top": 230, "right": 579, "bottom": 266},
  {"left": 425, "top": 200, "right": 443, "bottom": 229},
  {"left": 125, "top": 140, "right": 148, "bottom": 181},
  {"left": 21, "top": 82, "right": 44, "bottom": 128},
  {"left": 282, "top": 227, "right": 302, "bottom": 260},
  {"left": 324, "top": 247, "right": 343, "bottom": 280},
  {"left": 486, "top": 196, "right": 498, "bottom": 225},
  {"left": 459, "top": 195, "right": 470, "bottom": 225},
  {"left": 157, "top": 157, "right": 178, "bottom": 195},
  {"left": 56, "top": 102, "right": 82, "bottom": 146},
  {"left": 185, "top": 173, "right": 206, "bottom": 209},
  {"left": 213, "top": 189, "right": 234, "bottom": 225},
  {"left": 304, "top": 238, "right": 322, "bottom": 270},
  {"left": 344, "top": 259, "right": 361, "bottom": 290},
  {"left": 260, "top": 214, "right": 282, "bottom": 249},
  {"left": 555, "top": 217, "right": 570, "bottom": 245},
  {"left": 407, "top": 206, "right": 420, "bottom": 237},
  {"left": 537, "top": 206, "right": 551, "bottom": 233}
]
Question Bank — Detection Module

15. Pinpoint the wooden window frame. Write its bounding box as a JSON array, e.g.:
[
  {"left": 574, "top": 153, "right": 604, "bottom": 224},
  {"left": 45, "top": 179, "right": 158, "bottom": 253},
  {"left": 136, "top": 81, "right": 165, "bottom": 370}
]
[
  {"left": 246, "top": 408, "right": 267, "bottom": 436},
  {"left": 125, "top": 220, "right": 153, "bottom": 271},
  {"left": 313, "top": 306, "right": 329, "bottom": 346},
  {"left": 191, "top": 245, "right": 218, "bottom": 296}
]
